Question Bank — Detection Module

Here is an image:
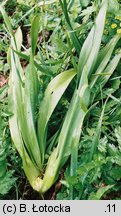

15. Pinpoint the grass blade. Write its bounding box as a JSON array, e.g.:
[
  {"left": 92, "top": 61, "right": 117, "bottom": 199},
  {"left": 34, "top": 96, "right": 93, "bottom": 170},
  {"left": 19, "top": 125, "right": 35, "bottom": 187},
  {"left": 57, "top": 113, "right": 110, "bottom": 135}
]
[
  {"left": 59, "top": 0, "right": 81, "bottom": 54},
  {"left": 88, "top": 185, "right": 114, "bottom": 200},
  {"left": 0, "top": 5, "right": 14, "bottom": 36}
]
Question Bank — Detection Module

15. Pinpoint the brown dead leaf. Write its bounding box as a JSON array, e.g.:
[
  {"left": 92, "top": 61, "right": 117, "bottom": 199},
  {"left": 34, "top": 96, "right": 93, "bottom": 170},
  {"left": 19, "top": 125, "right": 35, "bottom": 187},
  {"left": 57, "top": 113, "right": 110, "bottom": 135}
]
[{"left": 0, "top": 74, "right": 8, "bottom": 87}]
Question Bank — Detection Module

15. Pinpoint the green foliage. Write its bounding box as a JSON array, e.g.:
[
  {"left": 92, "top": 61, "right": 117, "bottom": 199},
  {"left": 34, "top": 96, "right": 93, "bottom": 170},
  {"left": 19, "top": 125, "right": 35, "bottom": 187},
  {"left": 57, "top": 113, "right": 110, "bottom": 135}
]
[
  {"left": 88, "top": 185, "right": 114, "bottom": 200},
  {"left": 0, "top": 171, "right": 16, "bottom": 196},
  {"left": 108, "top": 0, "right": 119, "bottom": 14},
  {"left": 0, "top": 0, "right": 121, "bottom": 200},
  {"left": 0, "top": 88, "right": 16, "bottom": 196}
]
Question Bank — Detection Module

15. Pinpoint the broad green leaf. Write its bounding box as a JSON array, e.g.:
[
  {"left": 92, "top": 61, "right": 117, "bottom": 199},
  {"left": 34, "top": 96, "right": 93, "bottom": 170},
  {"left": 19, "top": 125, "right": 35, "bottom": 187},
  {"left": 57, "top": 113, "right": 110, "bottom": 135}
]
[
  {"left": 38, "top": 69, "right": 76, "bottom": 163},
  {"left": 15, "top": 27, "right": 23, "bottom": 51},
  {"left": 9, "top": 70, "right": 40, "bottom": 186},
  {"left": 91, "top": 52, "right": 121, "bottom": 95},
  {"left": 31, "top": 16, "right": 40, "bottom": 56},
  {"left": 78, "top": 0, "right": 108, "bottom": 84},
  {"left": 9, "top": 27, "right": 42, "bottom": 169},
  {"left": 90, "top": 35, "right": 121, "bottom": 88},
  {"left": 27, "top": 16, "right": 40, "bottom": 114},
  {"left": 40, "top": 84, "right": 90, "bottom": 193}
]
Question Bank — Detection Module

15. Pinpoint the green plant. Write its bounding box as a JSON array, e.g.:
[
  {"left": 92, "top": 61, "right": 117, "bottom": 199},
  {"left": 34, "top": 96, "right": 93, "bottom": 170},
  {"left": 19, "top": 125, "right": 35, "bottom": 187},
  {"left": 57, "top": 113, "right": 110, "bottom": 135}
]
[
  {"left": 0, "top": 85, "right": 16, "bottom": 196},
  {"left": 0, "top": 0, "right": 121, "bottom": 196}
]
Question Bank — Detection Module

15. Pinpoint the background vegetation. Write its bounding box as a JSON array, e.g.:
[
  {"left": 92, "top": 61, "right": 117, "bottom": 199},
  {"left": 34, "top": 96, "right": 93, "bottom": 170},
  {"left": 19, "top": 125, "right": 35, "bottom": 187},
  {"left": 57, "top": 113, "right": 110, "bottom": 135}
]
[{"left": 0, "top": 0, "right": 121, "bottom": 200}]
